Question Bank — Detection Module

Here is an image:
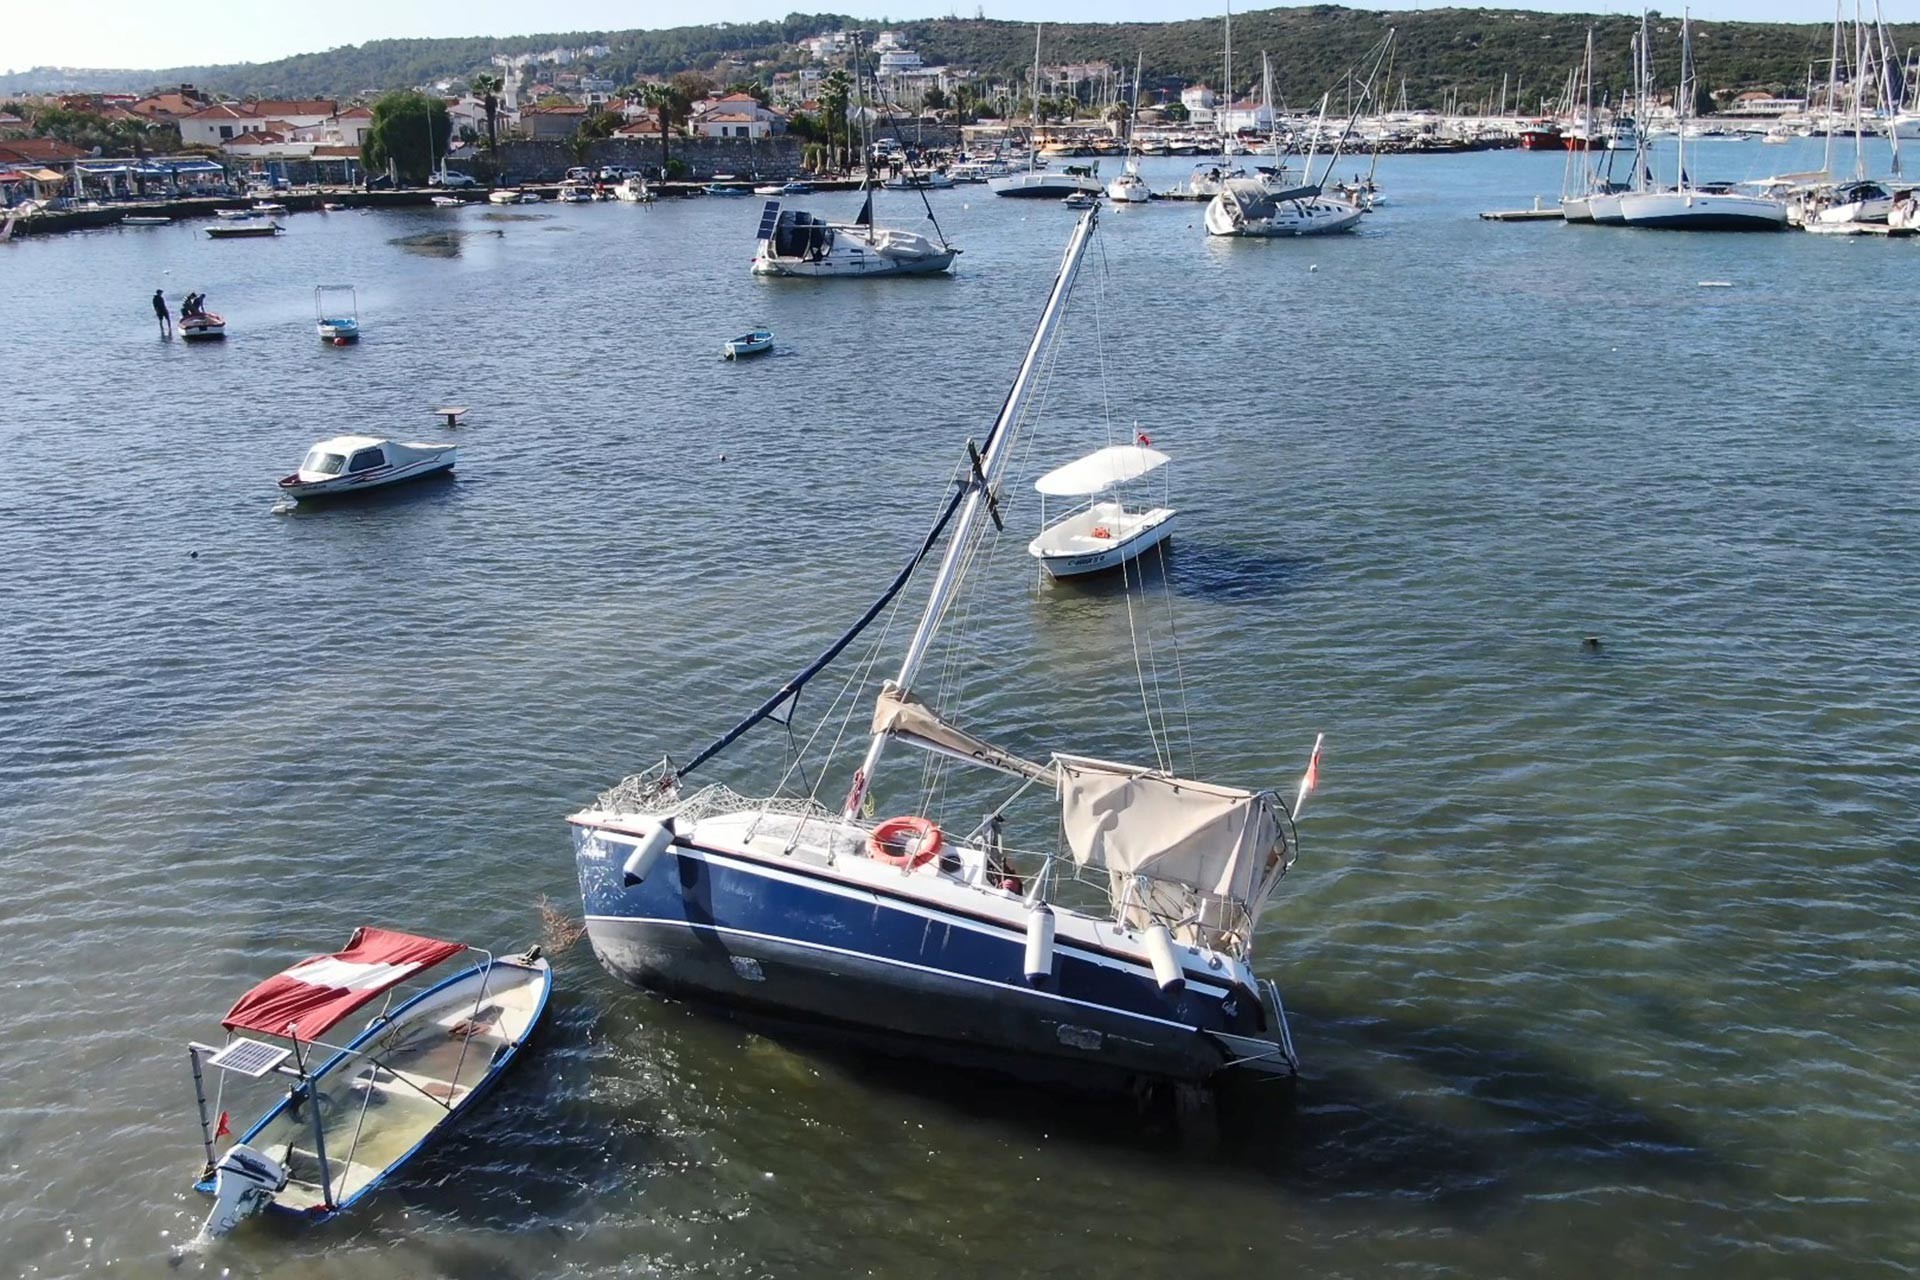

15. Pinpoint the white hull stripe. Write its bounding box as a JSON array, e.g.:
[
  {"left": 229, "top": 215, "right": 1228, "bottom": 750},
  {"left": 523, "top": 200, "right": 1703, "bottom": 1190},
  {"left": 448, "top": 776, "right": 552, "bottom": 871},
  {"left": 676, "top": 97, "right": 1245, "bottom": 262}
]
[{"left": 586, "top": 913, "right": 1265, "bottom": 1046}]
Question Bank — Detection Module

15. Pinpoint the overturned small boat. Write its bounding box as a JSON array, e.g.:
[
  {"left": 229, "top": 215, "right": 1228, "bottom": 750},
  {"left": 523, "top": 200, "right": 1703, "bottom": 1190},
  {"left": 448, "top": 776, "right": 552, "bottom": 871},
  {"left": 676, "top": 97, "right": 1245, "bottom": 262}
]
[
  {"left": 277, "top": 434, "right": 456, "bottom": 501},
  {"left": 186, "top": 928, "right": 550, "bottom": 1238}
]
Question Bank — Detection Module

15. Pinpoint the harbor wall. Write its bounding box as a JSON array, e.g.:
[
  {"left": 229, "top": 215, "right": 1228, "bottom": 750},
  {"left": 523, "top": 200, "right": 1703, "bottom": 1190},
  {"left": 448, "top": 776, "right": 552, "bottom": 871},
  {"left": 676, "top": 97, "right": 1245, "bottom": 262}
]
[{"left": 495, "top": 129, "right": 966, "bottom": 182}]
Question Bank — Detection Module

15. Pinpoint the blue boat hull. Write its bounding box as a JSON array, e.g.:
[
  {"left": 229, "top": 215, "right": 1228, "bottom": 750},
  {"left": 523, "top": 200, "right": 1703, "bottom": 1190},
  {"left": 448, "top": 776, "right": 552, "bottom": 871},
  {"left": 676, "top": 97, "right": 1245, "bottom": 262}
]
[{"left": 576, "top": 830, "right": 1271, "bottom": 1087}]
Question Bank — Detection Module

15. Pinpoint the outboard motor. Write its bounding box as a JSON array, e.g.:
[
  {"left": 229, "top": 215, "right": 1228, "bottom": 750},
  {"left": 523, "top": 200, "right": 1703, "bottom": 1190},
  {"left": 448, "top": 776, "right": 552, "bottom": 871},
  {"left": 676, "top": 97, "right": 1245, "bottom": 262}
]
[{"left": 200, "top": 1143, "right": 288, "bottom": 1239}]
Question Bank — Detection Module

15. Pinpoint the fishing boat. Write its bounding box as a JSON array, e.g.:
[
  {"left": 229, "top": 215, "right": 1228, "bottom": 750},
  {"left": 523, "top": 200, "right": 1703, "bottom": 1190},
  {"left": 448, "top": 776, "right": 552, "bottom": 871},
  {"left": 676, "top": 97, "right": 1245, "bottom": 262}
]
[
  {"left": 1028, "top": 443, "right": 1176, "bottom": 578},
  {"left": 205, "top": 219, "right": 283, "bottom": 239},
  {"left": 314, "top": 284, "right": 360, "bottom": 344},
  {"left": 276, "top": 434, "right": 457, "bottom": 501},
  {"left": 185, "top": 928, "right": 550, "bottom": 1238},
  {"left": 570, "top": 207, "right": 1318, "bottom": 1095},
  {"left": 179, "top": 312, "right": 227, "bottom": 341},
  {"left": 723, "top": 329, "right": 773, "bottom": 359},
  {"left": 993, "top": 28, "right": 1103, "bottom": 199}
]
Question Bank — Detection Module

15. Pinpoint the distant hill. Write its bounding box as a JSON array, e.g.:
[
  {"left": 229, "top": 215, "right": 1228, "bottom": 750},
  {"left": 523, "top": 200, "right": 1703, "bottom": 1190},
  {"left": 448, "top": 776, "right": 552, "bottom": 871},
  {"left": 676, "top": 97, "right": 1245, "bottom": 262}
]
[{"left": 1, "top": 8, "right": 1901, "bottom": 110}]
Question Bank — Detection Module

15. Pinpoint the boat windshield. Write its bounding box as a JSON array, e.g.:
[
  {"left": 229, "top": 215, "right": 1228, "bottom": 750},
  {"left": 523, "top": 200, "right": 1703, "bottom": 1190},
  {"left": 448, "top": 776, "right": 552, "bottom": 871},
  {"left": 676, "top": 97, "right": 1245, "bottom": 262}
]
[{"left": 302, "top": 450, "right": 347, "bottom": 475}]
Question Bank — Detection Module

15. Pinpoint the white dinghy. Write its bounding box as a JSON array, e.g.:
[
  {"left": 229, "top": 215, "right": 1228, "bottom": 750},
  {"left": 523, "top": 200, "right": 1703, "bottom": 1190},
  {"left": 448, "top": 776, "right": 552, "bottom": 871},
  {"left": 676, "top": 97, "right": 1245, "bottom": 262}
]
[{"left": 1028, "top": 442, "right": 1176, "bottom": 578}]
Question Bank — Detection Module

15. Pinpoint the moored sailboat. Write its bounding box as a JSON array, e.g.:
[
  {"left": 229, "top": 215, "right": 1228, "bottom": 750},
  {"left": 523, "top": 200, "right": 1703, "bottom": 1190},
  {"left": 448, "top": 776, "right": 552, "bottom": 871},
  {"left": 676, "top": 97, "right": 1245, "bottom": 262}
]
[{"left": 571, "top": 207, "right": 1317, "bottom": 1092}]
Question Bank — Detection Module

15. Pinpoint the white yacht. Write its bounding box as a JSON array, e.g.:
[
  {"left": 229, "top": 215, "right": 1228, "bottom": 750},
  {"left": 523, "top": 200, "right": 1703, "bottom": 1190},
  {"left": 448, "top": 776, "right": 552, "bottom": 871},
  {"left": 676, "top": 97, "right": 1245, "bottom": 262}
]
[
  {"left": 1204, "top": 177, "right": 1364, "bottom": 237},
  {"left": 751, "top": 197, "right": 958, "bottom": 278},
  {"left": 1106, "top": 55, "right": 1153, "bottom": 205}
]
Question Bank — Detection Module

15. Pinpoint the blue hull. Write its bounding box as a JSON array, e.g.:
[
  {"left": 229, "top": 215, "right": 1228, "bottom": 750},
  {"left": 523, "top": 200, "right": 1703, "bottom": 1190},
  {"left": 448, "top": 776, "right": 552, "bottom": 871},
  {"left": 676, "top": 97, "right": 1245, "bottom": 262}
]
[{"left": 576, "top": 829, "right": 1273, "bottom": 1087}]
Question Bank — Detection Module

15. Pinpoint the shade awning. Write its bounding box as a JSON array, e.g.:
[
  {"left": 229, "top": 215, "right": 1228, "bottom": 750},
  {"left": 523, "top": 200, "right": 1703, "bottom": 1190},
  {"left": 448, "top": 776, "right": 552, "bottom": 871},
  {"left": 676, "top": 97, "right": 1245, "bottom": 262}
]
[
  {"left": 1033, "top": 445, "right": 1169, "bottom": 497},
  {"left": 24, "top": 168, "right": 67, "bottom": 183},
  {"left": 222, "top": 927, "right": 465, "bottom": 1041}
]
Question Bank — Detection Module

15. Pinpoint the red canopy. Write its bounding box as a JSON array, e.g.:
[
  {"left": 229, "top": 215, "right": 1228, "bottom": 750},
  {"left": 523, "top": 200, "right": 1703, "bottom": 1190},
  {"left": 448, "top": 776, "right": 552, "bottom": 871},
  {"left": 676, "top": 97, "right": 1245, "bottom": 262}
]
[{"left": 222, "top": 927, "right": 466, "bottom": 1041}]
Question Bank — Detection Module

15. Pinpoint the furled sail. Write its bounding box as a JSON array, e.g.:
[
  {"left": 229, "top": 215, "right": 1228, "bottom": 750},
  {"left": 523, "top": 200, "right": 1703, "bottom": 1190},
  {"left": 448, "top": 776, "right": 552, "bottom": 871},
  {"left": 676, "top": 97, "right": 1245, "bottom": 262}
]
[
  {"left": 1054, "top": 753, "right": 1292, "bottom": 945},
  {"left": 871, "top": 682, "right": 1054, "bottom": 782}
]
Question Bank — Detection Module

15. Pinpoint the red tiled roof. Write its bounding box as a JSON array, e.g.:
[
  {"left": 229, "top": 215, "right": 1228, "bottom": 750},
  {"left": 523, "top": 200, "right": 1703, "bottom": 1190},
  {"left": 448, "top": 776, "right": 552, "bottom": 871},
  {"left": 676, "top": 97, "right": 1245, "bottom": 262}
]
[
  {"left": 224, "top": 130, "right": 286, "bottom": 146},
  {"left": 312, "top": 144, "right": 360, "bottom": 157},
  {"left": 702, "top": 112, "right": 760, "bottom": 123},
  {"left": 335, "top": 106, "right": 373, "bottom": 119},
  {"left": 0, "top": 138, "right": 87, "bottom": 163},
  {"left": 250, "top": 99, "right": 337, "bottom": 116},
  {"left": 185, "top": 103, "right": 257, "bottom": 120},
  {"left": 131, "top": 92, "right": 207, "bottom": 118}
]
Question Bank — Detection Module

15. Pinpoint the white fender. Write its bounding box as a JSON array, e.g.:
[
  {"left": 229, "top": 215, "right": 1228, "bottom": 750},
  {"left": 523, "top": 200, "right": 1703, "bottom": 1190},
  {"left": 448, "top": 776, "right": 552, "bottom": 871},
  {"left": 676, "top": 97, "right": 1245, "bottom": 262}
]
[
  {"left": 1023, "top": 904, "right": 1056, "bottom": 985},
  {"left": 1143, "top": 923, "right": 1185, "bottom": 994},
  {"left": 621, "top": 819, "right": 676, "bottom": 886}
]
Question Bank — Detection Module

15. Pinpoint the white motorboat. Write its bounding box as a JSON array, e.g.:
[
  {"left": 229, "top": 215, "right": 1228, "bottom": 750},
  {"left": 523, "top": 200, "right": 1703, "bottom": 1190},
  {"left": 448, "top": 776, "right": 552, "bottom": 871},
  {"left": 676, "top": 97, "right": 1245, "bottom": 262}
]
[
  {"left": 122, "top": 215, "right": 171, "bottom": 226},
  {"left": 1204, "top": 178, "right": 1365, "bottom": 237},
  {"left": 723, "top": 329, "right": 773, "bottom": 359},
  {"left": 184, "top": 928, "right": 550, "bottom": 1238},
  {"left": 430, "top": 195, "right": 462, "bottom": 207},
  {"left": 1808, "top": 180, "right": 1896, "bottom": 227},
  {"left": 704, "top": 183, "right": 751, "bottom": 198},
  {"left": 204, "top": 219, "right": 283, "bottom": 239},
  {"left": 179, "top": 312, "right": 226, "bottom": 341},
  {"left": 614, "top": 176, "right": 656, "bottom": 203},
  {"left": 487, "top": 189, "right": 519, "bottom": 205},
  {"left": 1166, "top": 163, "right": 1245, "bottom": 200},
  {"left": 751, "top": 197, "right": 958, "bottom": 277},
  {"left": 277, "top": 434, "right": 456, "bottom": 501},
  {"left": 554, "top": 181, "right": 593, "bottom": 203},
  {"left": 518, "top": 191, "right": 542, "bottom": 204},
  {"left": 753, "top": 183, "right": 786, "bottom": 196},
  {"left": 883, "top": 169, "right": 954, "bottom": 190},
  {"left": 1028, "top": 443, "right": 1176, "bottom": 579},
  {"left": 315, "top": 284, "right": 360, "bottom": 344}
]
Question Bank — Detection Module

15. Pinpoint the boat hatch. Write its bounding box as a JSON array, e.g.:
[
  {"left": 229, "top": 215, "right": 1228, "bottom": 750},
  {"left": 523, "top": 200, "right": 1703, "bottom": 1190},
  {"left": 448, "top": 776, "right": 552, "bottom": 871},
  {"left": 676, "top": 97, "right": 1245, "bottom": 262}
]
[
  {"left": 206, "top": 1038, "right": 291, "bottom": 1078},
  {"left": 301, "top": 450, "right": 347, "bottom": 475}
]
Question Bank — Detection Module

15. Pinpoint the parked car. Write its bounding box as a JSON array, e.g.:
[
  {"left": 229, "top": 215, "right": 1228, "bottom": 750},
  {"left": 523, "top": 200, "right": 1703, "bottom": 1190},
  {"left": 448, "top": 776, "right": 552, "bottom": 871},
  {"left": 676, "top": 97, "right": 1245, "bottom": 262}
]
[
  {"left": 564, "top": 167, "right": 595, "bottom": 182},
  {"left": 431, "top": 171, "right": 479, "bottom": 188},
  {"left": 597, "top": 166, "right": 631, "bottom": 182}
]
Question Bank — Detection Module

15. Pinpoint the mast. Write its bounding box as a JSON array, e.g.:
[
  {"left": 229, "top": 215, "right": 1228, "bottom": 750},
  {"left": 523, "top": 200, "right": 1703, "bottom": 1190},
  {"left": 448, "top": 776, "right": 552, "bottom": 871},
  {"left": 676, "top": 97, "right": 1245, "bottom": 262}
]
[
  {"left": 1826, "top": 0, "right": 1841, "bottom": 175},
  {"left": 1030, "top": 24, "right": 1042, "bottom": 168},
  {"left": 1223, "top": 0, "right": 1233, "bottom": 150},
  {"left": 1676, "top": 10, "right": 1691, "bottom": 193},
  {"left": 843, "top": 210, "right": 1102, "bottom": 819}
]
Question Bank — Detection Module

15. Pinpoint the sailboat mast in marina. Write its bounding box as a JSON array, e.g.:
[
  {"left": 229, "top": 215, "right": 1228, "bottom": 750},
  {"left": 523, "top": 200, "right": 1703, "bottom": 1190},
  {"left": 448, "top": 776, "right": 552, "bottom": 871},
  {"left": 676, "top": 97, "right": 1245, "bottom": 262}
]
[
  {"left": 570, "top": 208, "right": 1319, "bottom": 1091},
  {"left": 991, "top": 25, "right": 1102, "bottom": 197}
]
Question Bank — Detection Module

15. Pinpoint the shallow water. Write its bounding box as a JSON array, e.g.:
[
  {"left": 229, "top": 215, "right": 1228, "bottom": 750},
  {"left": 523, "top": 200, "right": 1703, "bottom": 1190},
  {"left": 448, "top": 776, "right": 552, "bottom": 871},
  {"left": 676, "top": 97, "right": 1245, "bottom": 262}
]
[{"left": 3, "top": 139, "right": 1918, "bottom": 1278}]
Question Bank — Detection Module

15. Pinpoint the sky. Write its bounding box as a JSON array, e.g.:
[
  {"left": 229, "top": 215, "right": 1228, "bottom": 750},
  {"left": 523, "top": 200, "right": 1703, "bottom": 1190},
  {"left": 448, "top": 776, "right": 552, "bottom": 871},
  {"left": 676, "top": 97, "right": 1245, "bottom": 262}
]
[{"left": 7, "top": 0, "right": 1911, "bottom": 72}]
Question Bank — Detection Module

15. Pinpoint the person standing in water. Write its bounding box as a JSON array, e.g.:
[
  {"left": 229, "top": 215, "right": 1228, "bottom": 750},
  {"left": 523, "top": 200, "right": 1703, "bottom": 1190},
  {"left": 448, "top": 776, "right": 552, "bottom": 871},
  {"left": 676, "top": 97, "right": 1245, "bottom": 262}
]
[{"left": 151, "top": 289, "right": 171, "bottom": 337}]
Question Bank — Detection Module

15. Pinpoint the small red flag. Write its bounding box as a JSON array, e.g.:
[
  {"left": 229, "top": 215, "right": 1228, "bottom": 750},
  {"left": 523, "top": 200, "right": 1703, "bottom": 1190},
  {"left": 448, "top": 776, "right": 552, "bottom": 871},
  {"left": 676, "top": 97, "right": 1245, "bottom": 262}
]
[
  {"left": 214, "top": 1111, "right": 231, "bottom": 1139},
  {"left": 1136, "top": 430, "right": 1152, "bottom": 446}
]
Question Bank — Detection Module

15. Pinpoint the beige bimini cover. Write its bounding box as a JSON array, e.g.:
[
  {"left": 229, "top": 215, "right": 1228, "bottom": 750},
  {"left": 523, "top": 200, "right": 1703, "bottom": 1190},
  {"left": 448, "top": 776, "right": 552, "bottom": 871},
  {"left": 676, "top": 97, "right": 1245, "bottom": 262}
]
[
  {"left": 872, "top": 682, "right": 1055, "bottom": 782},
  {"left": 1055, "top": 753, "right": 1292, "bottom": 946}
]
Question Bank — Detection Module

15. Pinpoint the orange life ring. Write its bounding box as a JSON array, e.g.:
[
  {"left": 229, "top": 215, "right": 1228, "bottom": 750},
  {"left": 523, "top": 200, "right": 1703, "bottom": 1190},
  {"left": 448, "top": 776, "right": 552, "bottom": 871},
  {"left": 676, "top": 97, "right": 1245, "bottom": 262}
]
[
  {"left": 869, "top": 815, "right": 943, "bottom": 869},
  {"left": 1090, "top": 526, "right": 1112, "bottom": 539}
]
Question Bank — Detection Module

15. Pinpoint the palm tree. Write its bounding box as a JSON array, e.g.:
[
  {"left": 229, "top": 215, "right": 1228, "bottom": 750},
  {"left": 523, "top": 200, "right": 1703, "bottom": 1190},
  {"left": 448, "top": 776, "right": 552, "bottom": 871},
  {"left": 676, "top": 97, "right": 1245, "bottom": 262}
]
[
  {"left": 641, "top": 82, "right": 691, "bottom": 179},
  {"left": 819, "top": 69, "right": 852, "bottom": 171},
  {"left": 469, "top": 73, "right": 503, "bottom": 161}
]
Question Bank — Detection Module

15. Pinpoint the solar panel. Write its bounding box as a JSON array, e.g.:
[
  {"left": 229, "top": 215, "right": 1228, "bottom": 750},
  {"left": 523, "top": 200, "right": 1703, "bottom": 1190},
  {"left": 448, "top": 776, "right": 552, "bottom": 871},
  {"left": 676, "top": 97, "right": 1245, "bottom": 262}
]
[
  {"left": 208, "top": 1037, "right": 292, "bottom": 1079},
  {"left": 757, "top": 200, "right": 781, "bottom": 242}
]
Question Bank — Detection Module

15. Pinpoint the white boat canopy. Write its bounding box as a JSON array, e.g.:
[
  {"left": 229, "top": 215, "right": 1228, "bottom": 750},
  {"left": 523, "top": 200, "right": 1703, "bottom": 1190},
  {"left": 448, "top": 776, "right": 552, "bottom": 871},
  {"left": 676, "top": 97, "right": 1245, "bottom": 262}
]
[{"left": 1032, "top": 444, "right": 1169, "bottom": 497}]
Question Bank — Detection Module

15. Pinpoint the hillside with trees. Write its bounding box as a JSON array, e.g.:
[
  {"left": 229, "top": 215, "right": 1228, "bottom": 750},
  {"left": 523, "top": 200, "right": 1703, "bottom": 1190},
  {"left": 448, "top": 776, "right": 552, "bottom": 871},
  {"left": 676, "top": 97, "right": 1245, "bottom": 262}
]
[{"left": 1, "top": 8, "right": 1905, "bottom": 112}]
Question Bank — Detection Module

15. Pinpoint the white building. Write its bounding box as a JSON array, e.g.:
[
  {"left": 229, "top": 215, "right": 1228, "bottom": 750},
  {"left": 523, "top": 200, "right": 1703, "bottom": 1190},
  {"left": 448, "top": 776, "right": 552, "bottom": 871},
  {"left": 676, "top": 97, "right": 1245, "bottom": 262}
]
[
  {"left": 878, "top": 48, "right": 924, "bottom": 76},
  {"left": 1216, "top": 98, "right": 1274, "bottom": 132},
  {"left": 691, "top": 93, "right": 786, "bottom": 139},
  {"left": 1181, "top": 84, "right": 1217, "bottom": 126}
]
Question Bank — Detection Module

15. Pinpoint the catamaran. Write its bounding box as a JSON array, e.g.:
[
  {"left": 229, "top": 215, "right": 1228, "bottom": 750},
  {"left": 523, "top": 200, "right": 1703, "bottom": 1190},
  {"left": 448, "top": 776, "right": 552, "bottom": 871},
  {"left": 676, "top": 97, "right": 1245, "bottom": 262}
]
[{"left": 570, "top": 207, "right": 1321, "bottom": 1092}]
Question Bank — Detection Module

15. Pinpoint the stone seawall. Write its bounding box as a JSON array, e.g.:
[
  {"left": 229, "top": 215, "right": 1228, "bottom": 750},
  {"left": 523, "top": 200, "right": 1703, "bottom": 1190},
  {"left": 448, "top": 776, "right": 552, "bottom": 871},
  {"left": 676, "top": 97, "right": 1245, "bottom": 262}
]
[{"left": 496, "top": 128, "right": 967, "bottom": 183}]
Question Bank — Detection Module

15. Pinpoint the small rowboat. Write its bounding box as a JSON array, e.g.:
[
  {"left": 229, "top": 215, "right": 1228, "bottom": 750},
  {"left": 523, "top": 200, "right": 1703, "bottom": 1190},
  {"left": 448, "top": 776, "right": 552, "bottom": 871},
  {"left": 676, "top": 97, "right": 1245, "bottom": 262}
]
[
  {"left": 122, "top": 215, "right": 170, "bottom": 226},
  {"left": 186, "top": 928, "right": 551, "bottom": 1238},
  {"left": 723, "top": 329, "right": 773, "bottom": 359},
  {"left": 180, "top": 312, "right": 227, "bottom": 341}
]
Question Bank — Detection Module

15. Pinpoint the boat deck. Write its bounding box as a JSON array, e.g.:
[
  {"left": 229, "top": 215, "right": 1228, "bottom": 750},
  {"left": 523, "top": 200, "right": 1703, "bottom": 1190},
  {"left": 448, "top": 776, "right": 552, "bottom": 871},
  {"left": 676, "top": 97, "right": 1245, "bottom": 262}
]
[{"left": 245, "top": 963, "right": 544, "bottom": 1211}]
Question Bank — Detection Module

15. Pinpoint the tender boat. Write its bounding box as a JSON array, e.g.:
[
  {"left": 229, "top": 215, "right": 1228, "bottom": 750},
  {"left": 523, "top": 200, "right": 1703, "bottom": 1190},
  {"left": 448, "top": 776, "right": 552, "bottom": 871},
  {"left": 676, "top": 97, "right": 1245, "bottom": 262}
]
[
  {"left": 185, "top": 928, "right": 550, "bottom": 1238},
  {"left": 322, "top": 202, "right": 348, "bottom": 211},
  {"left": 206, "top": 219, "right": 283, "bottom": 239},
  {"left": 213, "top": 208, "right": 254, "bottom": 220},
  {"left": 555, "top": 181, "right": 594, "bottom": 203},
  {"left": 1062, "top": 192, "right": 1099, "bottom": 210},
  {"left": 277, "top": 434, "right": 457, "bottom": 501},
  {"left": 314, "top": 284, "right": 360, "bottom": 344},
  {"left": 723, "top": 329, "right": 774, "bottom": 359},
  {"left": 751, "top": 197, "right": 959, "bottom": 277},
  {"left": 252, "top": 201, "right": 288, "bottom": 214},
  {"left": 179, "top": 312, "right": 227, "bottom": 341},
  {"left": 1028, "top": 443, "right": 1176, "bottom": 578},
  {"left": 570, "top": 207, "right": 1317, "bottom": 1096},
  {"left": 883, "top": 168, "right": 955, "bottom": 190},
  {"left": 487, "top": 189, "right": 519, "bottom": 205},
  {"left": 518, "top": 191, "right": 543, "bottom": 204}
]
